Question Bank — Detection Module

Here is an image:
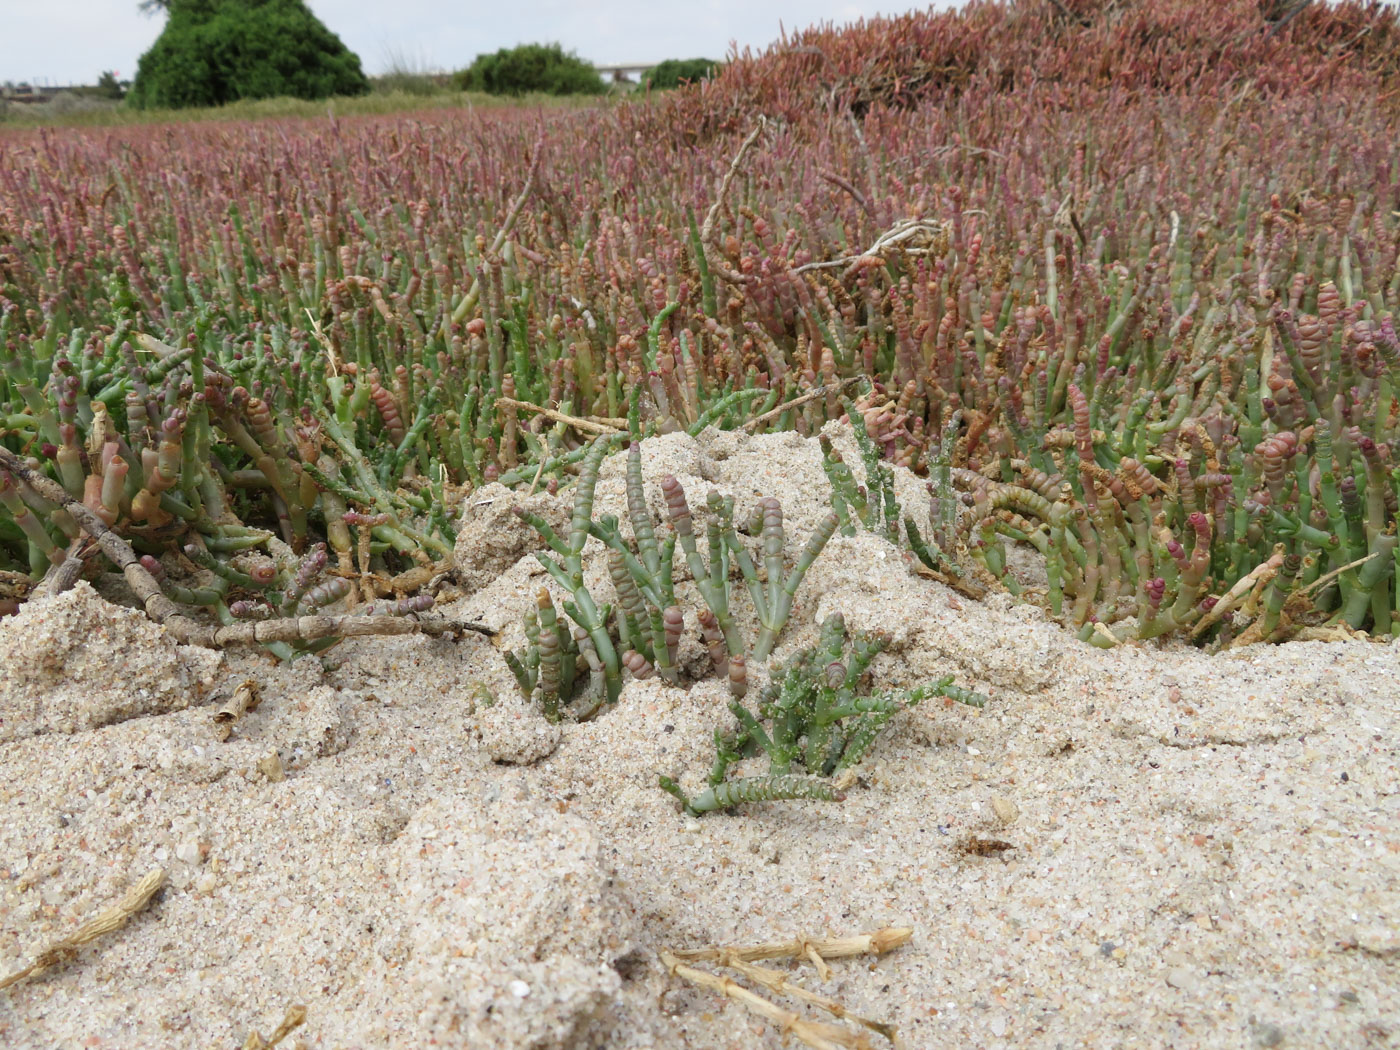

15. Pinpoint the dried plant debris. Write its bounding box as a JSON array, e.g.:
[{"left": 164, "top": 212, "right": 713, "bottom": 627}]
[
  {"left": 241, "top": 1004, "right": 308, "bottom": 1050},
  {"left": 213, "top": 678, "right": 262, "bottom": 740},
  {"left": 0, "top": 867, "right": 165, "bottom": 992},
  {"left": 0, "top": 447, "right": 483, "bottom": 660},
  {"left": 957, "top": 835, "right": 1018, "bottom": 858},
  {"left": 662, "top": 927, "right": 914, "bottom": 1050}
]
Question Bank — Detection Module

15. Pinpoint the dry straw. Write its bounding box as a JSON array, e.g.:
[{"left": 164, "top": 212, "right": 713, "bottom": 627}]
[
  {"left": 0, "top": 867, "right": 165, "bottom": 991},
  {"left": 662, "top": 927, "right": 913, "bottom": 1050},
  {"left": 241, "top": 1004, "right": 308, "bottom": 1049}
]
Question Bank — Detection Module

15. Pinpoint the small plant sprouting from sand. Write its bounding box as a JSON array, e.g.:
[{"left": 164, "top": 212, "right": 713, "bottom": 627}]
[
  {"left": 660, "top": 613, "right": 986, "bottom": 815},
  {"left": 507, "top": 435, "right": 837, "bottom": 719}
]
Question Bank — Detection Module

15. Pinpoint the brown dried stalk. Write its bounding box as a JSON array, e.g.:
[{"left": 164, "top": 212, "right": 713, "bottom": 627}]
[
  {"left": 670, "top": 927, "right": 913, "bottom": 965},
  {"left": 700, "top": 118, "right": 768, "bottom": 287},
  {"left": 790, "top": 218, "right": 946, "bottom": 277},
  {"left": 661, "top": 927, "right": 912, "bottom": 1050},
  {"left": 241, "top": 1004, "right": 308, "bottom": 1050},
  {"left": 1188, "top": 545, "right": 1286, "bottom": 638},
  {"left": 709, "top": 952, "right": 900, "bottom": 1042},
  {"left": 494, "top": 396, "right": 625, "bottom": 435},
  {"left": 818, "top": 168, "right": 873, "bottom": 217},
  {"left": 213, "top": 679, "right": 262, "bottom": 740},
  {"left": 0, "top": 867, "right": 165, "bottom": 991},
  {"left": 661, "top": 954, "right": 877, "bottom": 1050},
  {"left": 0, "top": 446, "right": 490, "bottom": 647},
  {"left": 742, "top": 377, "right": 865, "bottom": 432}
]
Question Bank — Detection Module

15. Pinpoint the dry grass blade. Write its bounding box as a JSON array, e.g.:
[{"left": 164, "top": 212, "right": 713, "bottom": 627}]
[
  {"left": 241, "top": 1003, "right": 308, "bottom": 1049},
  {"left": 714, "top": 952, "right": 902, "bottom": 1043},
  {"left": 662, "top": 928, "right": 914, "bottom": 1048},
  {"left": 660, "top": 951, "right": 880, "bottom": 1050},
  {"left": 0, "top": 867, "right": 165, "bottom": 991}
]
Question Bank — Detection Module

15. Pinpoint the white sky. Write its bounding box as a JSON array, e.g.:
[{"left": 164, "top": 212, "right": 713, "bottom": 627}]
[{"left": 1, "top": 1, "right": 950, "bottom": 87}]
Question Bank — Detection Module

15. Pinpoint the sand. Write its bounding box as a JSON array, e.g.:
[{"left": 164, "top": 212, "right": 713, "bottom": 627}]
[{"left": 1, "top": 425, "right": 1396, "bottom": 1049}]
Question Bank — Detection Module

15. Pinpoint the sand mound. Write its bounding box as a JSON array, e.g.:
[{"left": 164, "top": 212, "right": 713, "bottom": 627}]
[{"left": 1, "top": 427, "right": 1396, "bottom": 1048}]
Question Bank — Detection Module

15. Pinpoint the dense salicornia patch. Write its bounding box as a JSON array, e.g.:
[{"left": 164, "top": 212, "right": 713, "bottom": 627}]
[{"left": 0, "top": 0, "right": 1397, "bottom": 650}]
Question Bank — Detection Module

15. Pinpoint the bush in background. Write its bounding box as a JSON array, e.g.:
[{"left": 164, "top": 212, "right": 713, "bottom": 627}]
[
  {"left": 454, "top": 42, "right": 604, "bottom": 96},
  {"left": 129, "top": 0, "right": 369, "bottom": 109},
  {"left": 642, "top": 58, "right": 720, "bottom": 90}
]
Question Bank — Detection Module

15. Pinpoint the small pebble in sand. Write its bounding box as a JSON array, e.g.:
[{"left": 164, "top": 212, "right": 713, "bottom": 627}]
[{"left": 990, "top": 796, "right": 1019, "bottom": 825}]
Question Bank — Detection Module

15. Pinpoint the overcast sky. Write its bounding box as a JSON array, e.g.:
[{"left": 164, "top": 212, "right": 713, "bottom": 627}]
[{"left": 1, "top": 1, "right": 948, "bottom": 87}]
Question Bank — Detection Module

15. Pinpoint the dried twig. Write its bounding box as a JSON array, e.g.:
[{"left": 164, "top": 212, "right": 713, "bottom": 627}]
[
  {"left": 700, "top": 119, "right": 768, "bottom": 287},
  {"left": 494, "top": 396, "right": 625, "bottom": 435},
  {"left": 242, "top": 1004, "right": 308, "bottom": 1050},
  {"left": 671, "top": 927, "right": 913, "bottom": 964},
  {"left": 715, "top": 953, "right": 900, "bottom": 1042},
  {"left": 661, "top": 953, "right": 878, "bottom": 1050},
  {"left": 1188, "top": 545, "right": 1286, "bottom": 638},
  {"left": 791, "top": 218, "right": 945, "bottom": 277},
  {"left": 818, "top": 168, "right": 873, "bottom": 217},
  {"left": 0, "top": 867, "right": 165, "bottom": 992},
  {"left": 1295, "top": 550, "right": 1382, "bottom": 598},
  {"left": 443, "top": 131, "right": 545, "bottom": 333},
  {"left": 1264, "top": 0, "right": 1312, "bottom": 39},
  {"left": 742, "top": 377, "right": 866, "bottom": 432},
  {"left": 660, "top": 927, "right": 912, "bottom": 1050}
]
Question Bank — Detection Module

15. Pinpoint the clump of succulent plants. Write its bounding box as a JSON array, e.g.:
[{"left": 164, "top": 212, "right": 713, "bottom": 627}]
[
  {"left": 660, "top": 613, "right": 986, "bottom": 815},
  {"left": 506, "top": 434, "right": 839, "bottom": 719}
]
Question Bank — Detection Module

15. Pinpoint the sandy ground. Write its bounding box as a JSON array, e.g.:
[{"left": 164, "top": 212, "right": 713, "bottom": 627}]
[{"left": 1, "top": 426, "right": 1397, "bottom": 1049}]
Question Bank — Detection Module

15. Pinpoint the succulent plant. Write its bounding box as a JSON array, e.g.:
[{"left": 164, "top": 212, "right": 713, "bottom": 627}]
[
  {"left": 660, "top": 613, "right": 986, "bottom": 815},
  {"left": 508, "top": 435, "right": 837, "bottom": 716},
  {"left": 1, "top": 0, "right": 1396, "bottom": 653}
]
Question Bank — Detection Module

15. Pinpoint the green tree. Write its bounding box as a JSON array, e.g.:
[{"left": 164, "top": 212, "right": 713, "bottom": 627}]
[
  {"left": 454, "top": 43, "right": 604, "bottom": 97},
  {"left": 128, "top": 0, "right": 369, "bottom": 109},
  {"left": 642, "top": 58, "right": 720, "bottom": 90}
]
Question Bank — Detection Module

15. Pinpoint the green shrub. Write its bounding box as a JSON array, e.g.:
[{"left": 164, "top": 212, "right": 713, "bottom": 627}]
[
  {"left": 128, "top": 0, "right": 369, "bottom": 110},
  {"left": 454, "top": 43, "right": 604, "bottom": 97},
  {"left": 642, "top": 58, "right": 720, "bottom": 90}
]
